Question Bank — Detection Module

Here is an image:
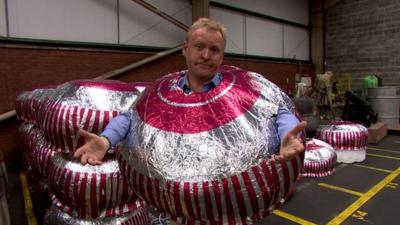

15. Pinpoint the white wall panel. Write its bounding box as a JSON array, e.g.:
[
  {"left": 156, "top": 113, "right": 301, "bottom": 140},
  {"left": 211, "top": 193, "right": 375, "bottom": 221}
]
[
  {"left": 63, "top": 0, "right": 118, "bottom": 43},
  {"left": 8, "top": 0, "right": 65, "bottom": 40},
  {"left": 119, "top": 0, "right": 191, "bottom": 47},
  {"left": 0, "top": 0, "right": 6, "bottom": 36},
  {"left": 246, "top": 16, "right": 283, "bottom": 58},
  {"left": 210, "top": 7, "right": 245, "bottom": 54},
  {"left": 213, "top": 0, "right": 309, "bottom": 25},
  {"left": 8, "top": 0, "right": 118, "bottom": 43},
  {"left": 284, "top": 25, "right": 309, "bottom": 60}
]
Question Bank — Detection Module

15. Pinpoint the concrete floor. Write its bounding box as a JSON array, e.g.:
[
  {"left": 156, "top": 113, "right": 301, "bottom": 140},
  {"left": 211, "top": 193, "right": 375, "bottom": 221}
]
[{"left": 5, "top": 134, "right": 400, "bottom": 225}]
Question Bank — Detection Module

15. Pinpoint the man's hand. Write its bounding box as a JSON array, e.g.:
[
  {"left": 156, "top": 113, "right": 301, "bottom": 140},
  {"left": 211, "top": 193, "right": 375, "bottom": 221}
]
[
  {"left": 279, "top": 121, "right": 307, "bottom": 161},
  {"left": 73, "top": 129, "right": 109, "bottom": 165}
]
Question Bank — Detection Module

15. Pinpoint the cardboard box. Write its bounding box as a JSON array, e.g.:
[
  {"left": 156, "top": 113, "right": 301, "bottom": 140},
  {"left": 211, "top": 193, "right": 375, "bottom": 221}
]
[{"left": 368, "top": 122, "right": 387, "bottom": 144}]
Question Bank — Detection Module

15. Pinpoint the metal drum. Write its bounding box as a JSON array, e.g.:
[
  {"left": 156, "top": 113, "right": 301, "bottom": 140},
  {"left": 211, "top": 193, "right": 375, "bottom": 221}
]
[{"left": 367, "top": 86, "right": 400, "bottom": 125}]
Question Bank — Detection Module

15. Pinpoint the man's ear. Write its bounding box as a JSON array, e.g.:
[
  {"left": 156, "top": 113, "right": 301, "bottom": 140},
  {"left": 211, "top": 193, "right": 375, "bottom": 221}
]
[{"left": 182, "top": 41, "right": 187, "bottom": 56}]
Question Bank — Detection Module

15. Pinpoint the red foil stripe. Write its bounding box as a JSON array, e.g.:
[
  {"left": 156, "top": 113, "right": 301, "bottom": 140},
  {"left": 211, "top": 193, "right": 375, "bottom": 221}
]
[
  {"left": 251, "top": 165, "right": 269, "bottom": 218},
  {"left": 193, "top": 182, "right": 201, "bottom": 221},
  {"left": 183, "top": 182, "right": 196, "bottom": 219},
  {"left": 263, "top": 160, "right": 278, "bottom": 209},
  {"left": 231, "top": 175, "right": 247, "bottom": 219},
  {"left": 202, "top": 181, "right": 214, "bottom": 221},
  {"left": 79, "top": 173, "right": 88, "bottom": 217},
  {"left": 99, "top": 173, "right": 107, "bottom": 216},
  {"left": 279, "top": 160, "right": 291, "bottom": 200},
  {"left": 174, "top": 181, "right": 183, "bottom": 217},
  {"left": 211, "top": 180, "right": 223, "bottom": 222},
  {"left": 165, "top": 180, "right": 173, "bottom": 215},
  {"left": 57, "top": 104, "right": 67, "bottom": 150},
  {"left": 155, "top": 179, "right": 165, "bottom": 213},
  {"left": 221, "top": 177, "right": 235, "bottom": 225},
  {"left": 90, "top": 173, "right": 99, "bottom": 218},
  {"left": 144, "top": 176, "right": 154, "bottom": 208},
  {"left": 241, "top": 170, "right": 259, "bottom": 219}
]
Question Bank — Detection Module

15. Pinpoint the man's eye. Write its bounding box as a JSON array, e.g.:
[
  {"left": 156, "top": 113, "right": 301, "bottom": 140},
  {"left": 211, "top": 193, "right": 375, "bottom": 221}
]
[
  {"left": 211, "top": 47, "right": 220, "bottom": 53},
  {"left": 195, "top": 44, "right": 204, "bottom": 49}
]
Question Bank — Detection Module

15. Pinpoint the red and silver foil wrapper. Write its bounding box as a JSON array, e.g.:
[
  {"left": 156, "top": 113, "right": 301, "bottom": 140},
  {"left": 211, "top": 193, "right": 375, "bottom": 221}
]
[
  {"left": 16, "top": 80, "right": 140, "bottom": 154},
  {"left": 44, "top": 203, "right": 148, "bottom": 225},
  {"left": 20, "top": 124, "right": 52, "bottom": 207},
  {"left": 301, "top": 138, "right": 337, "bottom": 178},
  {"left": 315, "top": 121, "right": 368, "bottom": 163},
  {"left": 19, "top": 124, "right": 55, "bottom": 178},
  {"left": 47, "top": 152, "right": 142, "bottom": 219},
  {"left": 21, "top": 150, "right": 52, "bottom": 211},
  {"left": 16, "top": 87, "right": 53, "bottom": 123},
  {"left": 118, "top": 65, "right": 304, "bottom": 224},
  {"left": 18, "top": 122, "right": 44, "bottom": 153}
]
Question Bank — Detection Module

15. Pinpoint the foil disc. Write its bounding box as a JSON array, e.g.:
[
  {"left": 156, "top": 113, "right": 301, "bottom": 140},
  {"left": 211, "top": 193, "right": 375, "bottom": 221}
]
[
  {"left": 316, "top": 121, "right": 368, "bottom": 151},
  {"left": 118, "top": 65, "right": 304, "bottom": 224},
  {"left": 48, "top": 152, "right": 140, "bottom": 219},
  {"left": 44, "top": 202, "right": 148, "bottom": 225},
  {"left": 16, "top": 80, "right": 141, "bottom": 153},
  {"left": 301, "top": 138, "right": 337, "bottom": 177}
]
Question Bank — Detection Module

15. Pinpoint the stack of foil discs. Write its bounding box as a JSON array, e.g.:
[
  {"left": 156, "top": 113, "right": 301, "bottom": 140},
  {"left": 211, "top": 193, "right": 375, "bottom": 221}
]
[{"left": 16, "top": 80, "right": 148, "bottom": 224}]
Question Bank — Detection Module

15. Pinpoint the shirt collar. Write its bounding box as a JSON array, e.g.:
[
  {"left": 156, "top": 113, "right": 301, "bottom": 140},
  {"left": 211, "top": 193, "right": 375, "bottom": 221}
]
[{"left": 178, "top": 72, "right": 223, "bottom": 94}]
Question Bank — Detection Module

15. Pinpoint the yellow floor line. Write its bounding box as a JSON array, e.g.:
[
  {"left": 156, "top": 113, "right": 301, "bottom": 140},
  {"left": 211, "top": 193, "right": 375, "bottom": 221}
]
[
  {"left": 19, "top": 172, "right": 38, "bottom": 225},
  {"left": 327, "top": 167, "right": 400, "bottom": 225},
  {"left": 368, "top": 147, "right": 400, "bottom": 154},
  {"left": 318, "top": 183, "right": 363, "bottom": 197},
  {"left": 273, "top": 209, "right": 317, "bottom": 225},
  {"left": 353, "top": 164, "right": 393, "bottom": 173},
  {"left": 367, "top": 153, "right": 400, "bottom": 160}
]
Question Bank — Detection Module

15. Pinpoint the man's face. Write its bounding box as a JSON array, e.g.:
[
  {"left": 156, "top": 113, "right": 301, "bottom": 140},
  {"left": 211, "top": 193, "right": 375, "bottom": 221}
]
[{"left": 183, "top": 27, "right": 225, "bottom": 81}]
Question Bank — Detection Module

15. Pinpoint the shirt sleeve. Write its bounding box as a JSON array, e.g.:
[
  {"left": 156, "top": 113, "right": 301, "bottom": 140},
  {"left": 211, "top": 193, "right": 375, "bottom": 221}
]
[
  {"left": 100, "top": 112, "right": 132, "bottom": 146},
  {"left": 276, "top": 107, "right": 300, "bottom": 141}
]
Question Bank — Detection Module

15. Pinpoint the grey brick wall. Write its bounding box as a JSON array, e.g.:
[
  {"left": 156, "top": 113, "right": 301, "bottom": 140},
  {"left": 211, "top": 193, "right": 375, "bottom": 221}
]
[{"left": 325, "top": 0, "right": 400, "bottom": 90}]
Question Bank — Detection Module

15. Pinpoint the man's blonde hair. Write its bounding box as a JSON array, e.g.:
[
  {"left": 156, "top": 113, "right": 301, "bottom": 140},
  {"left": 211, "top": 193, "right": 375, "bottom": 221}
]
[{"left": 185, "top": 18, "right": 227, "bottom": 48}]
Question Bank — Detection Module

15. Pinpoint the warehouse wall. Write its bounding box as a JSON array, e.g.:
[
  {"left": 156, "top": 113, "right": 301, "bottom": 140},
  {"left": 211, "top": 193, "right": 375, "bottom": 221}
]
[
  {"left": 325, "top": 0, "right": 400, "bottom": 90},
  {"left": 0, "top": 45, "right": 312, "bottom": 162}
]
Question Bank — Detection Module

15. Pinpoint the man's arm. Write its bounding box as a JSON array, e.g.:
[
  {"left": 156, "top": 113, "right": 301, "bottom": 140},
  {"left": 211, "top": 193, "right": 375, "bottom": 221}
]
[
  {"left": 74, "top": 113, "right": 131, "bottom": 165},
  {"left": 100, "top": 113, "right": 132, "bottom": 146},
  {"left": 276, "top": 107, "right": 300, "bottom": 140},
  {"left": 276, "top": 107, "right": 307, "bottom": 160}
]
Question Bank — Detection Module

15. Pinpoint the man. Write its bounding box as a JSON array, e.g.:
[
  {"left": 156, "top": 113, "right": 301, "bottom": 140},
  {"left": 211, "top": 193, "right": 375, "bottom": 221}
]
[{"left": 74, "top": 18, "right": 306, "bottom": 166}]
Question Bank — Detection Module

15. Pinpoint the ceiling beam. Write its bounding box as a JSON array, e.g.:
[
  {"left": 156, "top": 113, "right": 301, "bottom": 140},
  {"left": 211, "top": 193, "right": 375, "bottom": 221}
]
[
  {"left": 131, "top": 0, "right": 189, "bottom": 31},
  {"left": 192, "top": 0, "right": 209, "bottom": 21}
]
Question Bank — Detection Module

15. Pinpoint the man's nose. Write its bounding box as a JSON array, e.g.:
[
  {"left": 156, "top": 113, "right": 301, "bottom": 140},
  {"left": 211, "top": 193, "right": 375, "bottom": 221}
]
[{"left": 201, "top": 48, "right": 210, "bottom": 58}]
